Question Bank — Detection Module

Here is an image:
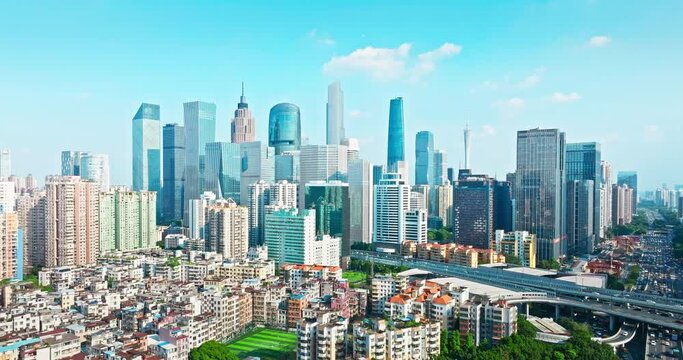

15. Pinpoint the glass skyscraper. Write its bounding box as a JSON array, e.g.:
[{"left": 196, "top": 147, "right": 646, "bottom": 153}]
[
  {"left": 132, "top": 103, "right": 161, "bottom": 194},
  {"left": 304, "top": 181, "right": 350, "bottom": 257},
  {"left": 326, "top": 81, "right": 345, "bottom": 145},
  {"left": 183, "top": 101, "right": 217, "bottom": 221},
  {"left": 205, "top": 142, "right": 241, "bottom": 202},
  {"left": 386, "top": 97, "right": 405, "bottom": 173},
  {"left": 61, "top": 150, "right": 88, "bottom": 176},
  {"left": 514, "top": 128, "right": 566, "bottom": 260},
  {"left": 269, "top": 103, "right": 301, "bottom": 155},
  {"left": 415, "top": 131, "right": 434, "bottom": 185},
  {"left": 162, "top": 124, "right": 184, "bottom": 223},
  {"left": 565, "top": 142, "right": 601, "bottom": 252}
]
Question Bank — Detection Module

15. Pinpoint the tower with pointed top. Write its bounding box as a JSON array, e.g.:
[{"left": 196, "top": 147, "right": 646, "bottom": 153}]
[
  {"left": 231, "top": 83, "right": 256, "bottom": 144},
  {"left": 464, "top": 122, "right": 471, "bottom": 170}
]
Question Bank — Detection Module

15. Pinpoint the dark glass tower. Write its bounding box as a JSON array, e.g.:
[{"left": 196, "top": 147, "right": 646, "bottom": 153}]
[
  {"left": 386, "top": 97, "right": 405, "bottom": 173},
  {"left": 565, "top": 142, "right": 601, "bottom": 252},
  {"left": 205, "top": 142, "right": 241, "bottom": 202},
  {"left": 162, "top": 124, "right": 184, "bottom": 223},
  {"left": 269, "top": 103, "right": 301, "bottom": 155},
  {"left": 304, "top": 182, "right": 350, "bottom": 256},
  {"left": 415, "top": 131, "right": 434, "bottom": 185}
]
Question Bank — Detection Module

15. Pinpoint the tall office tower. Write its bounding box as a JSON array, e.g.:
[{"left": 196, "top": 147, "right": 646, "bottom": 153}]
[
  {"left": 386, "top": 97, "right": 405, "bottom": 174},
  {"left": 205, "top": 142, "right": 241, "bottom": 202},
  {"left": 464, "top": 123, "right": 472, "bottom": 169},
  {"left": 600, "top": 161, "right": 613, "bottom": 235},
  {"left": 204, "top": 199, "right": 248, "bottom": 260},
  {"left": 183, "top": 101, "right": 217, "bottom": 220},
  {"left": 433, "top": 150, "right": 447, "bottom": 185},
  {"left": 304, "top": 181, "right": 350, "bottom": 257},
  {"left": 240, "top": 141, "right": 275, "bottom": 202},
  {"left": 405, "top": 209, "right": 428, "bottom": 243},
  {"left": 565, "top": 142, "right": 601, "bottom": 249},
  {"left": 372, "top": 165, "right": 384, "bottom": 185},
  {"left": 617, "top": 171, "right": 638, "bottom": 215},
  {"left": 566, "top": 180, "right": 595, "bottom": 255},
  {"left": 0, "top": 212, "right": 18, "bottom": 279},
  {"left": 453, "top": 171, "right": 495, "bottom": 249},
  {"left": 25, "top": 174, "right": 37, "bottom": 192},
  {"left": 348, "top": 159, "right": 373, "bottom": 244},
  {"left": 188, "top": 191, "right": 217, "bottom": 240},
  {"left": 326, "top": 81, "right": 345, "bottom": 145},
  {"left": 230, "top": 83, "right": 256, "bottom": 144},
  {"left": 447, "top": 168, "right": 456, "bottom": 183},
  {"left": 430, "top": 183, "right": 453, "bottom": 229},
  {"left": 493, "top": 181, "right": 513, "bottom": 233},
  {"left": 80, "top": 153, "right": 110, "bottom": 191},
  {"left": 265, "top": 208, "right": 340, "bottom": 266},
  {"left": 341, "top": 137, "right": 360, "bottom": 160},
  {"left": 45, "top": 176, "right": 100, "bottom": 267},
  {"left": 61, "top": 150, "right": 88, "bottom": 176},
  {"left": 514, "top": 128, "right": 566, "bottom": 261},
  {"left": 247, "top": 180, "right": 297, "bottom": 246},
  {"left": 132, "top": 103, "right": 161, "bottom": 192},
  {"left": 269, "top": 103, "right": 301, "bottom": 155},
  {"left": 0, "top": 181, "right": 15, "bottom": 212},
  {"left": 99, "top": 188, "right": 156, "bottom": 253},
  {"left": 162, "top": 124, "right": 185, "bottom": 223},
  {"left": 373, "top": 173, "right": 410, "bottom": 253},
  {"left": 275, "top": 150, "right": 300, "bottom": 182},
  {"left": 612, "top": 184, "right": 633, "bottom": 225},
  {"left": 16, "top": 191, "right": 46, "bottom": 270},
  {"left": 299, "top": 144, "right": 348, "bottom": 208},
  {"left": 494, "top": 230, "right": 537, "bottom": 268},
  {"left": 0, "top": 150, "right": 10, "bottom": 178},
  {"left": 411, "top": 185, "right": 429, "bottom": 211},
  {"left": 415, "top": 131, "right": 434, "bottom": 185}
]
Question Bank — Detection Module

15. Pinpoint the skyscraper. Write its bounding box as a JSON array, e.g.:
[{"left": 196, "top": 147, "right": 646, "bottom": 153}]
[
  {"left": 433, "top": 150, "right": 447, "bottom": 185},
  {"left": 299, "top": 144, "right": 348, "bottom": 208},
  {"left": 453, "top": 171, "right": 495, "bottom": 249},
  {"left": 247, "top": 180, "right": 297, "bottom": 246},
  {"left": 612, "top": 184, "right": 633, "bottom": 225},
  {"left": 205, "top": 142, "right": 241, "bottom": 202},
  {"left": 464, "top": 123, "right": 472, "bottom": 170},
  {"left": 205, "top": 199, "right": 248, "bottom": 260},
  {"left": 0, "top": 212, "right": 18, "bottom": 279},
  {"left": 240, "top": 141, "right": 275, "bottom": 204},
  {"left": 80, "top": 153, "right": 110, "bottom": 191},
  {"left": 231, "top": 83, "right": 256, "bottom": 144},
  {"left": 132, "top": 103, "right": 161, "bottom": 193},
  {"left": 61, "top": 150, "right": 88, "bottom": 176},
  {"left": 565, "top": 142, "right": 601, "bottom": 248},
  {"left": 0, "top": 181, "right": 15, "bottom": 213},
  {"left": 566, "top": 180, "right": 595, "bottom": 255},
  {"left": 188, "top": 191, "right": 217, "bottom": 240},
  {"left": 600, "top": 160, "right": 613, "bottom": 236},
  {"left": 373, "top": 173, "right": 410, "bottom": 253},
  {"left": 162, "top": 124, "right": 185, "bottom": 223},
  {"left": 45, "top": 176, "right": 100, "bottom": 267},
  {"left": 326, "top": 81, "right": 345, "bottom": 145},
  {"left": 514, "top": 128, "right": 566, "bottom": 261},
  {"left": 617, "top": 171, "right": 638, "bottom": 215},
  {"left": 275, "top": 151, "right": 300, "bottom": 183},
  {"left": 269, "top": 103, "right": 301, "bottom": 155},
  {"left": 99, "top": 188, "right": 156, "bottom": 253},
  {"left": 0, "top": 150, "right": 11, "bottom": 178},
  {"left": 415, "top": 131, "right": 434, "bottom": 186},
  {"left": 348, "top": 159, "right": 373, "bottom": 244},
  {"left": 386, "top": 97, "right": 405, "bottom": 174},
  {"left": 183, "top": 101, "right": 217, "bottom": 220},
  {"left": 304, "top": 181, "right": 350, "bottom": 257},
  {"left": 16, "top": 190, "right": 46, "bottom": 271}
]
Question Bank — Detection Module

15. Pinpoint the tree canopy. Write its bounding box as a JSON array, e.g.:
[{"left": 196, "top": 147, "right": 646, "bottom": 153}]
[{"left": 189, "top": 341, "right": 239, "bottom": 360}]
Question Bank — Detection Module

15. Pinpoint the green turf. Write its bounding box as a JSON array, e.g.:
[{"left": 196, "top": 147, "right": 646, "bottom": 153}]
[
  {"left": 226, "top": 328, "right": 297, "bottom": 360},
  {"left": 342, "top": 271, "right": 367, "bottom": 284}
]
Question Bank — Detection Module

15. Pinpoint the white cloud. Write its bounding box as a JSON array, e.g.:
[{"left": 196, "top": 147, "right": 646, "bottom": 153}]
[
  {"left": 588, "top": 35, "right": 611, "bottom": 47},
  {"left": 493, "top": 97, "right": 526, "bottom": 118},
  {"left": 518, "top": 67, "right": 545, "bottom": 88},
  {"left": 643, "top": 125, "right": 663, "bottom": 142},
  {"left": 481, "top": 125, "right": 496, "bottom": 137},
  {"left": 308, "top": 29, "right": 335, "bottom": 46},
  {"left": 322, "top": 42, "right": 461, "bottom": 81},
  {"left": 549, "top": 92, "right": 581, "bottom": 103}
]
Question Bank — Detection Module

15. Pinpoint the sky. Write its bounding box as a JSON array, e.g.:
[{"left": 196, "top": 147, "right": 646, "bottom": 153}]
[{"left": 0, "top": 0, "right": 681, "bottom": 190}]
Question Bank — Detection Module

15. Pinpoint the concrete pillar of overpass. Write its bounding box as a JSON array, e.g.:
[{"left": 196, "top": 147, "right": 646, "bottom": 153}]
[
  {"left": 526, "top": 303, "right": 530, "bottom": 317},
  {"left": 609, "top": 315, "right": 615, "bottom": 332},
  {"left": 555, "top": 304, "right": 560, "bottom": 320}
]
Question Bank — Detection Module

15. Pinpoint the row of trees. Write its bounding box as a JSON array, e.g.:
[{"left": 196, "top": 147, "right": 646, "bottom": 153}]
[{"left": 347, "top": 259, "right": 410, "bottom": 274}]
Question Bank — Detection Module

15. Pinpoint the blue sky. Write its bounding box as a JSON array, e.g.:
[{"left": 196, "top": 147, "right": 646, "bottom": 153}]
[{"left": 0, "top": 1, "right": 681, "bottom": 190}]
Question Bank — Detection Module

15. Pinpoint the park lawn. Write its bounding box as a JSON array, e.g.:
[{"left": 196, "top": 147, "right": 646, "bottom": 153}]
[
  {"left": 343, "top": 270, "right": 367, "bottom": 284},
  {"left": 226, "top": 328, "right": 297, "bottom": 360}
]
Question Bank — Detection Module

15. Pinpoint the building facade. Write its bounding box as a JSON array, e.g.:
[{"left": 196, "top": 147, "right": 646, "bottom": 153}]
[
  {"left": 303, "top": 181, "right": 350, "bottom": 257},
  {"left": 268, "top": 103, "right": 301, "bottom": 155},
  {"left": 298, "top": 144, "right": 348, "bottom": 209},
  {"left": 132, "top": 103, "right": 161, "bottom": 196},
  {"left": 348, "top": 158, "right": 373, "bottom": 244},
  {"left": 239, "top": 141, "right": 275, "bottom": 206},
  {"left": 326, "top": 81, "right": 345, "bottom": 145},
  {"left": 247, "top": 180, "right": 297, "bottom": 246},
  {"left": 204, "top": 199, "right": 249, "bottom": 260},
  {"left": 230, "top": 84, "right": 256, "bottom": 144},
  {"left": 162, "top": 123, "right": 185, "bottom": 223},
  {"left": 373, "top": 173, "right": 410, "bottom": 253},
  {"left": 183, "top": 101, "right": 217, "bottom": 221},
  {"left": 99, "top": 188, "right": 157, "bottom": 253},
  {"left": 386, "top": 97, "right": 405, "bottom": 174},
  {"left": 204, "top": 142, "right": 241, "bottom": 202}
]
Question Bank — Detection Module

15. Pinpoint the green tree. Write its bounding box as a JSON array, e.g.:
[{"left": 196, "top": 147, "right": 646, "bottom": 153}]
[
  {"left": 165, "top": 256, "right": 180, "bottom": 268},
  {"left": 189, "top": 341, "right": 239, "bottom": 360}
]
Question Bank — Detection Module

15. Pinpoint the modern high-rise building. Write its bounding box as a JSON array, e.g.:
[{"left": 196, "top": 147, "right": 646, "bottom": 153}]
[
  {"left": 183, "top": 101, "right": 217, "bottom": 221},
  {"left": 275, "top": 151, "right": 300, "bottom": 183},
  {"left": 373, "top": 173, "right": 410, "bottom": 253},
  {"left": 405, "top": 209, "right": 428, "bottom": 244},
  {"left": 617, "top": 171, "right": 638, "bottom": 215},
  {"left": 326, "top": 81, "right": 345, "bottom": 145},
  {"left": 269, "top": 103, "right": 301, "bottom": 155},
  {"left": 600, "top": 161, "right": 613, "bottom": 236},
  {"left": 162, "top": 124, "right": 185, "bottom": 223},
  {"left": 514, "top": 128, "right": 566, "bottom": 260},
  {"left": 80, "top": 153, "right": 110, "bottom": 191},
  {"left": 61, "top": 150, "right": 88, "bottom": 176},
  {"left": 247, "top": 180, "right": 298, "bottom": 246},
  {"left": 265, "top": 208, "right": 340, "bottom": 266},
  {"left": 415, "top": 131, "right": 434, "bottom": 186},
  {"left": 0, "top": 181, "right": 15, "bottom": 213},
  {"left": 230, "top": 83, "right": 256, "bottom": 144},
  {"left": 304, "top": 181, "right": 350, "bottom": 257},
  {"left": 45, "top": 176, "right": 100, "bottom": 267},
  {"left": 0, "top": 212, "right": 19, "bottom": 279},
  {"left": 348, "top": 159, "right": 373, "bottom": 244},
  {"left": 373, "top": 165, "right": 385, "bottom": 186},
  {"left": 299, "top": 144, "right": 348, "bottom": 208},
  {"left": 99, "top": 188, "right": 156, "bottom": 253},
  {"left": 188, "top": 191, "right": 217, "bottom": 240},
  {"left": 239, "top": 141, "right": 275, "bottom": 204},
  {"left": 204, "top": 199, "right": 248, "bottom": 260},
  {"left": 15, "top": 190, "right": 46, "bottom": 271},
  {"left": 341, "top": 138, "right": 360, "bottom": 160},
  {"left": 205, "top": 142, "right": 241, "bottom": 202},
  {"left": 433, "top": 150, "right": 447, "bottom": 185},
  {"left": 612, "top": 184, "right": 633, "bottom": 225},
  {"left": 566, "top": 180, "right": 595, "bottom": 255},
  {"left": 132, "top": 103, "right": 161, "bottom": 193},
  {"left": 464, "top": 123, "right": 472, "bottom": 170},
  {"left": 565, "top": 142, "right": 601, "bottom": 249},
  {"left": 493, "top": 181, "right": 513, "bottom": 233},
  {"left": 386, "top": 97, "right": 405, "bottom": 174},
  {"left": 430, "top": 183, "right": 453, "bottom": 229},
  {"left": 494, "top": 230, "right": 536, "bottom": 268},
  {"left": 0, "top": 150, "right": 10, "bottom": 178},
  {"left": 453, "top": 171, "right": 495, "bottom": 249}
]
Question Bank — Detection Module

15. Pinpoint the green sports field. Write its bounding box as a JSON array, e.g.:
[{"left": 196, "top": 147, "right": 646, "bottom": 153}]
[{"left": 226, "top": 328, "right": 297, "bottom": 359}]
